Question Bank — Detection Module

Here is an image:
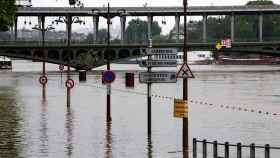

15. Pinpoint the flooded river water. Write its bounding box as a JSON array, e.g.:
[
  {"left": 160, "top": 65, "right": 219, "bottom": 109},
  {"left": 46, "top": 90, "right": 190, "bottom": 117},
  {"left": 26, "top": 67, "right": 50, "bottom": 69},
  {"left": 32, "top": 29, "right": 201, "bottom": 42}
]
[{"left": 1, "top": 61, "right": 280, "bottom": 158}]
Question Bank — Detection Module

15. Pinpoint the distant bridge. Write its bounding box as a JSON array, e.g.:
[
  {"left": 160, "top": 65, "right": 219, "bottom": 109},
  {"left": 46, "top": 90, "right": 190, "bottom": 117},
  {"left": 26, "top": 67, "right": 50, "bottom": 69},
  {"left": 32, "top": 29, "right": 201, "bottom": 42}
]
[
  {"left": 13, "top": 5, "right": 280, "bottom": 44},
  {"left": 1, "top": 41, "right": 280, "bottom": 69}
]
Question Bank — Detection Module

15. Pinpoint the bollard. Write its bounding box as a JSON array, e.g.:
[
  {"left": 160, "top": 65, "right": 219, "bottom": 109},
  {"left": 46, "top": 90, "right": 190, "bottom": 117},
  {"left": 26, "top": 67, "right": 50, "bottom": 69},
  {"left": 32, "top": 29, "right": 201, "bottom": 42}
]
[
  {"left": 203, "top": 139, "right": 207, "bottom": 158},
  {"left": 265, "top": 144, "right": 270, "bottom": 158},
  {"left": 213, "top": 141, "right": 218, "bottom": 158},
  {"left": 125, "top": 73, "right": 134, "bottom": 88},
  {"left": 237, "top": 143, "right": 242, "bottom": 158},
  {"left": 250, "top": 143, "right": 255, "bottom": 158},
  {"left": 193, "top": 138, "right": 197, "bottom": 158},
  {"left": 225, "top": 142, "right": 229, "bottom": 158},
  {"left": 79, "top": 70, "right": 87, "bottom": 82}
]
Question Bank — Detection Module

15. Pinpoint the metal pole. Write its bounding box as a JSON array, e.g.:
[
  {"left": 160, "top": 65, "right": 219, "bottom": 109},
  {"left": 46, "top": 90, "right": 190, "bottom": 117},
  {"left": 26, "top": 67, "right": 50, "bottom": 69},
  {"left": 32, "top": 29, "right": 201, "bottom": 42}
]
[
  {"left": 106, "top": 3, "right": 112, "bottom": 122},
  {"left": 14, "top": 16, "right": 18, "bottom": 41},
  {"left": 41, "top": 16, "right": 46, "bottom": 100},
  {"left": 147, "top": 39, "right": 152, "bottom": 137},
  {"left": 66, "top": 15, "right": 72, "bottom": 107},
  {"left": 183, "top": 0, "right": 189, "bottom": 157}
]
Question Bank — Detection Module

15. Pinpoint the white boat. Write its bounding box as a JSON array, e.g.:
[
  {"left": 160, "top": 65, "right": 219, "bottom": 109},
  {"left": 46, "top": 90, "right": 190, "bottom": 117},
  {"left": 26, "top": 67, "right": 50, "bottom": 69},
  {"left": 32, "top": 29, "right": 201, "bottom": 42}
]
[
  {"left": 0, "top": 57, "right": 12, "bottom": 69},
  {"left": 177, "top": 51, "right": 214, "bottom": 65}
]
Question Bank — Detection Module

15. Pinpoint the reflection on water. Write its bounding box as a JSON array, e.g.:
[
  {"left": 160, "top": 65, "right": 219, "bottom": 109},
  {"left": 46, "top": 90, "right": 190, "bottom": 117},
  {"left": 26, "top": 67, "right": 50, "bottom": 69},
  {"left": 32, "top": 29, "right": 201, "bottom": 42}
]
[
  {"left": 0, "top": 86, "right": 23, "bottom": 158},
  {"left": 65, "top": 108, "right": 74, "bottom": 158},
  {"left": 105, "top": 121, "right": 113, "bottom": 158},
  {"left": 147, "top": 136, "right": 153, "bottom": 158},
  {"left": 39, "top": 100, "right": 48, "bottom": 157}
]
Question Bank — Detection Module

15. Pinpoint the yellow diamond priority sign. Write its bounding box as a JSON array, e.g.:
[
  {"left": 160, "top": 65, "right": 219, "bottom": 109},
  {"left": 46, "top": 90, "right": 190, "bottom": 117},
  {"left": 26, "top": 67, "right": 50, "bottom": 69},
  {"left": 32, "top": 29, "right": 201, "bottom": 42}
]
[
  {"left": 174, "top": 99, "right": 188, "bottom": 118},
  {"left": 216, "top": 42, "right": 222, "bottom": 50}
]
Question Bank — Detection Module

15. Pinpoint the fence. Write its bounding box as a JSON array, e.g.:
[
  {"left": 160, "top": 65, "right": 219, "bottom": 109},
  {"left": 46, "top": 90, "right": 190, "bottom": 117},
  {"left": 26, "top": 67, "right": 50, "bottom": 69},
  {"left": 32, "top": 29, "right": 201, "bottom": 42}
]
[{"left": 193, "top": 138, "right": 280, "bottom": 158}]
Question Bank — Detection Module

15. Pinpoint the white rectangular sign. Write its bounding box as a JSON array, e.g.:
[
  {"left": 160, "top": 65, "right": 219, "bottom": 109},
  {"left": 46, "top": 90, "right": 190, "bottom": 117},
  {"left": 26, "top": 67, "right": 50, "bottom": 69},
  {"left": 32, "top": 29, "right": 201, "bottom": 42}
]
[
  {"left": 139, "top": 60, "right": 177, "bottom": 67},
  {"left": 139, "top": 71, "right": 177, "bottom": 83},
  {"left": 146, "top": 48, "right": 177, "bottom": 55}
]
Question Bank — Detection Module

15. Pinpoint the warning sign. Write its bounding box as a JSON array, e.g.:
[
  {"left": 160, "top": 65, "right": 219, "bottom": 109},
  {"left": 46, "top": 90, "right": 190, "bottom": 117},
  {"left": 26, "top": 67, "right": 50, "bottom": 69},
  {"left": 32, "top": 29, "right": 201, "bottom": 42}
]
[
  {"left": 176, "top": 63, "right": 194, "bottom": 78},
  {"left": 174, "top": 99, "right": 188, "bottom": 118}
]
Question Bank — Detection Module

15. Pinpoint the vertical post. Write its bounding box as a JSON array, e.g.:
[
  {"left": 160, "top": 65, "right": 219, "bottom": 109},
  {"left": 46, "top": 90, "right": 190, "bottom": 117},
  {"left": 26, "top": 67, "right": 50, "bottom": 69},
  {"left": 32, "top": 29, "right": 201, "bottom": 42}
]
[
  {"left": 106, "top": 3, "right": 112, "bottom": 122},
  {"left": 147, "top": 16, "right": 153, "bottom": 43},
  {"left": 66, "top": 15, "right": 72, "bottom": 108},
  {"left": 38, "top": 16, "right": 42, "bottom": 42},
  {"left": 175, "top": 15, "right": 180, "bottom": 43},
  {"left": 224, "top": 142, "right": 229, "bottom": 158},
  {"left": 230, "top": 13, "right": 235, "bottom": 42},
  {"left": 202, "top": 14, "right": 207, "bottom": 43},
  {"left": 41, "top": 16, "right": 46, "bottom": 100},
  {"left": 259, "top": 13, "right": 263, "bottom": 42},
  {"left": 93, "top": 16, "right": 99, "bottom": 43},
  {"left": 213, "top": 141, "right": 218, "bottom": 158},
  {"left": 265, "top": 144, "right": 270, "bottom": 158},
  {"left": 14, "top": 16, "right": 18, "bottom": 41},
  {"left": 237, "top": 143, "right": 242, "bottom": 158},
  {"left": 120, "top": 16, "right": 126, "bottom": 44},
  {"left": 192, "top": 138, "right": 197, "bottom": 158},
  {"left": 147, "top": 39, "right": 152, "bottom": 137},
  {"left": 182, "top": 0, "right": 188, "bottom": 158},
  {"left": 202, "top": 139, "right": 207, "bottom": 158},
  {"left": 250, "top": 143, "right": 255, "bottom": 158}
]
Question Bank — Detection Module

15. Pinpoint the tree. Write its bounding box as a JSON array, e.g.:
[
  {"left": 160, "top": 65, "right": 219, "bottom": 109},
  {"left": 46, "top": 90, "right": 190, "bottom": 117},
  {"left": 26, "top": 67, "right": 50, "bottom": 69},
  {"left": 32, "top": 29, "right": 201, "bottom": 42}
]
[
  {"left": 125, "top": 19, "right": 161, "bottom": 43},
  {"left": 246, "top": 0, "right": 273, "bottom": 5},
  {"left": 0, "top": 0, "right": 16, "bottom": 31}
]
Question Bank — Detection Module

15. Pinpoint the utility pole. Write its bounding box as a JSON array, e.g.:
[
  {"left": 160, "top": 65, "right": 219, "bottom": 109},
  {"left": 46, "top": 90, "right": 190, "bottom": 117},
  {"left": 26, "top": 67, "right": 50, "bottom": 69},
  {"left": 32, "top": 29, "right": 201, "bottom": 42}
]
[
  {"left": 183, "top": 0, "right": 189, "bottom": 157},
  {"left": 106, "top": 3, "right": 112, "bottom": 122}
]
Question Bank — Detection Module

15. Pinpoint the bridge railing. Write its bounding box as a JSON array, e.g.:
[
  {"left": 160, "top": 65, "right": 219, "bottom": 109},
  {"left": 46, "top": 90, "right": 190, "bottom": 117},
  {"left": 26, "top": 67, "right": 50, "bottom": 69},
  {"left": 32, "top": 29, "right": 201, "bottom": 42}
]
[{"left": 193, "top": 138, "right": 280, "bottom": 158}]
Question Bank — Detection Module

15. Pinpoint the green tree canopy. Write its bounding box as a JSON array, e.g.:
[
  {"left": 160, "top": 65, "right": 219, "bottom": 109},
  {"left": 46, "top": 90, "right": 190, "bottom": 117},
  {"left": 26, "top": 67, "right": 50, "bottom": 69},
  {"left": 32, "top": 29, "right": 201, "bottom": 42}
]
[
  {"left": 125, "top": 19, "right": 161, "bottom": 43},
  {"left": 0, "top": 0, "right": 16, "bottom": 31}
]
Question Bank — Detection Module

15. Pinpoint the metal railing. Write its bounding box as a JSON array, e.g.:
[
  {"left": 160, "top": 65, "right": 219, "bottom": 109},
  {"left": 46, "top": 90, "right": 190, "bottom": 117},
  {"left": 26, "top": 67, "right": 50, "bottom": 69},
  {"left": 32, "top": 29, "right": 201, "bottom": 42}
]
[{"left": 193, "top": 138, "right": 280, "bottom": 158}]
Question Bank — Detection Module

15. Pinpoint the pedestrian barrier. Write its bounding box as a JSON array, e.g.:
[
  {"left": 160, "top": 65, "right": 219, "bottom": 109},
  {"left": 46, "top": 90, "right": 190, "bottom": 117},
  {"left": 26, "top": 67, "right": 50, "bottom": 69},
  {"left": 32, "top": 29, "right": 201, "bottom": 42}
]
[{"left": 193, "top": 138, "right": 280, "bottom": 158}]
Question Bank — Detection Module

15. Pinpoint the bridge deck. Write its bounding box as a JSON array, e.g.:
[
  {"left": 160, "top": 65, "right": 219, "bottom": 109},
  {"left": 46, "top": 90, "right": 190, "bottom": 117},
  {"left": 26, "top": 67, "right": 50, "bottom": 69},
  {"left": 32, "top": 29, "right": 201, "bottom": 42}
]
[{"left": 16, "top": 5, "right": 280, "bottom": 16}]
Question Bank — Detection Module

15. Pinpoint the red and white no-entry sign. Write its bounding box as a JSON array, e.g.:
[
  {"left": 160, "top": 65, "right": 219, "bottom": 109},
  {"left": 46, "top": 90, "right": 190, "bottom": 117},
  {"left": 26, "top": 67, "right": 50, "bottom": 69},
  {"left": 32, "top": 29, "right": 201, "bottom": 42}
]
[
  {"left": 65, "top": 79, "right": 75, "bottom": 89},
  {"left": 39, "top": 75, "right": 48, "bottom": 85},
  {"left": 59, "top": 64, "right": 64, "bottom": 71}
]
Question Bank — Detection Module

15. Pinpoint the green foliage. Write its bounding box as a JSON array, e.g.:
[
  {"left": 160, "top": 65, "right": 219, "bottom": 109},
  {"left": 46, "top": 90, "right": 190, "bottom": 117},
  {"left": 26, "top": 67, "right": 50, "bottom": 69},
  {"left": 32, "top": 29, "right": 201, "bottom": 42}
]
[
  {"left": 246, "top": 0, "right": 273, "bottom": 5},
  {"left": 0, "top": 0, "right": 16, "bottom": 31},
  {"left": 125, "top": 19, "right": 161, "bottom": 43}
]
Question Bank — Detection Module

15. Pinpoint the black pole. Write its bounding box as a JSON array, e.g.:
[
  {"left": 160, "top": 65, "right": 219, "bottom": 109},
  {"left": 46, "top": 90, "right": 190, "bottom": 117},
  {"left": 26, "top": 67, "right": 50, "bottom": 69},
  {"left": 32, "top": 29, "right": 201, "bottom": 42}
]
[
  {"left": 183, "top": 0, "right": 188, "bottom": 157},
  {"left": 66, "top": 15, "right": 72, "bottom": 107},
  {"left": 41, "top": 16, "right": 46, "bottom": 100},
  {"left": 147, "top": 39, "right": 152, "bottom": 137},
  {"left": 106, "top": 3, "right": 112, "bottom": 122}
]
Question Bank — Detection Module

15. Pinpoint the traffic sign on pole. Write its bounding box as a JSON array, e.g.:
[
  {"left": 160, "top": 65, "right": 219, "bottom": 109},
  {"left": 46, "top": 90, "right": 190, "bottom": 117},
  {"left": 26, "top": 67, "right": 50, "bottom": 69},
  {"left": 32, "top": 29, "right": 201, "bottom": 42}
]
[
  {"left": 39, "top": 75, "right": 48, "bottom": 85},
  {"left": 102, "top": 70, "right": 116, "bottom": 84},
  {"left": 59, "top": 64, "right": 64, "bottom": 71},
  {"left": 177, "top": 63, "right": 194, "bottom": 78},
  {"left": 65, "top": 79, "right": 75, "bottom": 89},
  {"left": 174, "top": 99, "right": 188, "bottom": 118},
  {"left": 146, "top": 48, "right": 177, "bottom": 55},
  {"left": 139, "top": 71, "right": 177, "bottom": 83},
  {"left": 139, "top": 60, "right": 177, "bottom": 67}
]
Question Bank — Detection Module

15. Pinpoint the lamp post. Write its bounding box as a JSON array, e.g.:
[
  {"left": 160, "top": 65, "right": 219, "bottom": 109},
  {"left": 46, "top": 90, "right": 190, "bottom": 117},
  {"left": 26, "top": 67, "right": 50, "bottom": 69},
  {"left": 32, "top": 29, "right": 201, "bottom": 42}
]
[
  {"left": 32, "top": 16, "right": 55, "bottom": 100},
  {"left": 55, "top": 16, "right": 84, "bottom": 107}
]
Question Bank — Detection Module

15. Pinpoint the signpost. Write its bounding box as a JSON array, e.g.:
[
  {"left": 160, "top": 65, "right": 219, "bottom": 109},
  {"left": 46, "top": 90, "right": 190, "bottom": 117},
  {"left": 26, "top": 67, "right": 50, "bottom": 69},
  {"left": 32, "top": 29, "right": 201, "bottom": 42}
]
[
  {"left": 146, "top": 48, "right": 177, "bottom": 55},
  {"left": 139, "top": 71, "right": 177, "bottom": 83},
  {"left": 102, "top": 70, "right": 116, "bottom": 84},
  {"left": 139, "top": 60, "right": 177, "bottom": 67},
  {"left": 65, "top": 79, "right": 75, "bottom": 89},
  {"left": 174, "top": 99, "right": 188, "bottom": 118}
]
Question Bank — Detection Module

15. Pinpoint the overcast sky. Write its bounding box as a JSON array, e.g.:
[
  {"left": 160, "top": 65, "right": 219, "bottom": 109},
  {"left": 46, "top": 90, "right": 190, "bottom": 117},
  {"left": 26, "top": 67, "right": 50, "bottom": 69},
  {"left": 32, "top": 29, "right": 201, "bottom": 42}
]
[
  {"left": 19, "top": 0, "right": 280, "bottom": 37},
  {"left": 31, "top": 0, "right": 280, "bottom": 7}
]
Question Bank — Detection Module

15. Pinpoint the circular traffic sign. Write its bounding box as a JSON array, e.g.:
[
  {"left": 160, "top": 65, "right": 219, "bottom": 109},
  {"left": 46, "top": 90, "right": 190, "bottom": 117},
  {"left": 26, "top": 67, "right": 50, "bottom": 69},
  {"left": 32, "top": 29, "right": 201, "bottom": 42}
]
[
  {"left": 39, "top": 75, "right": 48, "bottom": 85},
  {"left": 59, "top": 64, "right": 64, "bottom": 71},
  {"left": 65, "top": 79, "right": 75, "bottom": 89},
  {"left": 102, "top": 70, "right": 116, "bottom": 84}
]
